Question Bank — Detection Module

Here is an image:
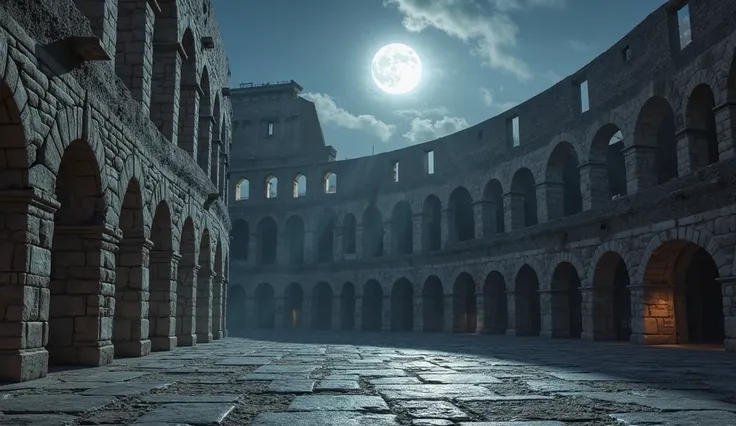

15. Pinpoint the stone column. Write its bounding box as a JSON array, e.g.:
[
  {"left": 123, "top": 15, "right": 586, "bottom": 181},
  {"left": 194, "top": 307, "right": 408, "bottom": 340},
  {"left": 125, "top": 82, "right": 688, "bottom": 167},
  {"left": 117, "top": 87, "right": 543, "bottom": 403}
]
[
  {"left": 333, "top": 226, "right": 343, "bottom": 261},
  {"left": 478, "top": 200, "right": 497, "bottom": 238},
  {"left": 719, "top": 276, "right": 736, "bottom": 352},
  {"left": 504, "top": 192, "right": 525, "bottom": 231},
  {"left": 149, "top": 250, "right": 178, "bottom": 351},
  {"left": 115, "top": 0, "right": 155, "bottom": 113},
  {"left": 539, "top": 289, "right": 570, "bottom": 338},
  {"left": 304, "top": 230, "right": 315, "bottom": 264},
  {"left": 537, "top": 181, "right": 564, "bottom": 223},
  {"left": 476, "top": 290, "right": 486, "bottom": 332},
  {"left": 212, "top": 275, "right": 224, "bottom": 340},
  {"left": 443, "top": 295, "right": 453, "bottom": 332},
  {"left": 75, "top": 0, "right": 118, "bottom": 59},
  {"left": 210, "top": 139, "right": 221, "bottom": 189},
  {"left": 382, "top": 221, "right": 391, "bottom": 257},
  {"left": 150, "top": 43, "right": 182, "bottom": 144},
  {"left": 0, "top": 189, "right": 59, "bottom": 382},
  {"left": 413, "top": 294, "right": 424, "bottom": 332},
  {"left": 219, "top": 154, "right": 228, "bottom": 199},
  {"left": 274, "top": 297, "right": 285, "bottom": 330},
  {"left": 629, "top": 283, "right": 676, "bottom": 345},
  {"left": 245, "top": 296, "right": 256, "bottom": 330},
  {"left": 713, "top": 101, "right": 736, "bottom": 160},
  {"left": 302, "top": 297, "right": 312, "bottom": 330},
  {"left": 176, "top": 263, "right": 199, "bottom": 346},
  {"left": 331, "top": 296, "right": 342, "bottom": 330},
  {"left": 354, "top": 295, "right": 363, "bottom": 331},
  {"left": 579, "top": 161, "right": 609, "bottom": 211},
  {"left": 623, "top": 144, "right": 658, "bottom": 195},
  {"left": 113, "top": 237, "right": 153, "bottom": 357},
  {"left": 412, "top": 213, "right": 423, "bottom": 253},
  {"left": 247, "top": 231, "right": 257, "bottom": 266},
  {"left": 580, "top": 286, "right": 615, "bottom": 341},
  {"left": 381, "top": 295, "right": 391, "bottom": 331},
  {"left": 48, "top": 224, "right": 120, "bottom": 366},
  {"left": 178, "top": 85, "right": 201, "bottom": 158},
  {"left": 197, "top": 115, "right": 213, "bottom": 176},
  {"left": 355, "top": 224, "right": 364, "bottom": 258},
  {"left": 472, "top": 201, "right": 484, "bottom": 239},
  {"left": 196, "top": 268, "right": 215, "bottom": 343},
  {"left": 506, "top": 290, "right": 536, "bottom": 337},
  {"left": 221, "top": 279, "right": 229, "bottom": 337},
  {"left": 440, "top": 209, "right": 450, "bottom": 248}
]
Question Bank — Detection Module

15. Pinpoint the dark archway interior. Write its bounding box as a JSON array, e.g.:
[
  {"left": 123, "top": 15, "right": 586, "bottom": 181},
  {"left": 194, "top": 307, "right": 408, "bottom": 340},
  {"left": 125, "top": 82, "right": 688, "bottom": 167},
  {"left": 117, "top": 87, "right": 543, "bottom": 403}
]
[
  {"left": 254, "top": 284, "right": 275, "bottom": 329},
  {"left": 608, "top": 135, "right": 627, "bottom": 197},
  {"left": 515, "top": 266, "right": 541, "bottom": 336},
  {"left": 423, "top": 277, "right": 444, "bottom": 332},
  {"left": 392, "top": 202, "right": 414, "bottom": 255},
  {"left": 342, "top": 215, "right": 356, "bottom": 255},
  {"left": 422, "top": 196, "right": 442, "bottom": 251},
  {"left": 363, "top": 207, "right": 384, "bottom": 257},
  {"left": 311, "top": 282, "right": 333, "bottom": 330},
  {"left": 391, "top": 279, "right": 414, "bottom": 331},
  {"left": 341, "top": 283, "right": 356, "bottom": 330},
  {"left": 316, "top": 217, "right": 335, "bottom": 263},
  {"left": 257, "top": 218, "right": 278, "bottom": 265},
  {"left": 562, "top": 152, "right": 582, "bottom": 216},
  {"left": 655, "top": 106, "right": 678, "bottom": 184},
  {"left": 453, "top": 274, "right": 477, "bottom": 333},
  {"left": 449, "top": 188, "right": 475, "bottom": 242},
  {"left": 284, "top": 283, "right": 304, "bottom": 329},
  {"left": 512, "top": 169, "right": 537, "bottom": 227},
  {"left": 362, "top": 281, "right": 383, "bottom": 331},
  {"left": 684, "top": 248, "right": 724, "bottom": 343},
  {"left": 231, "top": 219, "right": 249, "bottom": 262},
  {"left": 483, "top": 272, "right": 507, "bottom": 334},
  {"left": 227, "top": 285, "right": 247, "bottom": 335},
  {"left": 687, "top": 85, "right": 720, "bottom": 167},
  {"left": 552, "top": 262, "right": 583, "bottom": 338},
  {"left": 483, "top": 180, "right": 505, "bottom": 235},
  {"left": 285, "top": 216, "right": 304, "bottom": 265},
  {"left": 612, "top": 259, "right": 632, "bottom": 341}
]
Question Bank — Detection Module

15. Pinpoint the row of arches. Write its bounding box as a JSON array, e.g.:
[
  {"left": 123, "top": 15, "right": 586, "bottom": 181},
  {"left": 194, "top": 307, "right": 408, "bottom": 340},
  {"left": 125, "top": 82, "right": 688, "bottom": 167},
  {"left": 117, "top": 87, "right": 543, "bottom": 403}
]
[
  {"left": 228, "top": 237, "right": 726, "bottom": 348},
  {"left": 235, "top": 172, "right": 337, "bottom": 201}
]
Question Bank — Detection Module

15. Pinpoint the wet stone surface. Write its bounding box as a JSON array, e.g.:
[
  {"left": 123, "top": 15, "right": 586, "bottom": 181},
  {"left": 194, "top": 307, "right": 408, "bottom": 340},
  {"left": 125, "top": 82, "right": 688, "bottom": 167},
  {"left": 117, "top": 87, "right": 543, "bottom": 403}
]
[{"left": 0, "top": 331, "right": 735, "bottom": 425}]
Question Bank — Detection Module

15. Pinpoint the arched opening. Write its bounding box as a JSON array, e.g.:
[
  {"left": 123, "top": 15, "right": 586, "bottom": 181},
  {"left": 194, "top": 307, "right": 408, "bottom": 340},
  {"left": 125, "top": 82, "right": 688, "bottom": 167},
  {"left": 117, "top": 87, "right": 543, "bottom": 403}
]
[
  {"left": 342, "top": 214, "right": 357, "bottom": 255},
  {"left": 341, "top": 282, "right": 356, "bottom": 330},
  {"left": 362, "top": 280, "right": 383, "bottom": 331},
  {"left": 391, "top": 278, "right": 414, "bottom": 331},
  {"left": 195, "top": 230, "right": 213, "bottom": 343},
  {"left": 49, "top": 140, "right": 107, "bottom": 365},
  {"left": 483, "top": 272, "right": 507, "bottom": 334},
  {"left": 285, "top": 216, "right": 305, "bottom": 265},
  {"left": 550, "top": 262, "right": 583, "bottom": 338},
  {"left": 265, "top": 175, "right": 278, "bottom": 199},
  {"left": 210, "top": 95, "right": 221, "bottom": 186},
  {"left": 422, "top": 276, "right": 444, "bottom": 332},
  {"left": 148, "top": 201, "right": 174, "bottom": 351},
  {"left": 510, "top": 168, "right": 537, "bottom": 228},
  {"left": 211, "top": 240, "right": 224, "bottom": 340},
  {"left": 177, "top": 29, "right": 197, "bottom": 157},
  {"left": 254, "top": 283, "right": 275, "bottom": 329},
  {"left": 685, "top": 84, "right": 720, "bottom": 169},
  {"left": 235, "top": 179, "right": 250, "bottom": 201},
  {"left": 256, "top": 217, "right": 278, "bottom": 265},
  {"left": 227, "top": 285, "right": 247, "bottom": 336},
  {"left": 453, "top": 273, "right": 477, "bottom": 333},
  {"left": 362, "top": 205, "right": 384, "bottom": 258},
  {"left": 196, "top": 67, "right": 212, "bottom": 174},
  {"left": 514, "top": 265, "right": 541, "bottom": 336},
  {"left": 421, "top": 195, "right": 442, "bottom": 251},
  {"left": 176, "top": 218, "right": 197, "bottom": 346},
  {"left": 324, "top": 172, "right": 337, "bottom": 194},
  {"left": 150, "top": 0, "right": 180, "bottom": 137},
  {"left": 482, "top": 179, "right": 505, "bottom": 236},
  {"left": 590, "top": 126, "right": 627, "bottom": 201},
  {"left": 641, "top": 240, "right": 724, "bottom": 346},
  {"left": 293, "top": 173, "right": 307, "bottom": 198},
  {"left": 448, "top": 187, "right": 475, "bottom": 242},
  {"left": 284, "top": 282, "right": 304, "bottom": 329},
  {"left": 316, "top": 216, "right": 336, "bottom": 263},
  {"left": 231, "top": 219, "right": 249, "bottom": 262},
  {"left": 312, "top": 282, "right": 333, "bottom": 330},
  {"left": 391, "top": 201, "right": 414, "bottom": 255},
  {"left": 113, "top": 178, "right": 147, "bottom": 357},
  {"left": 545, "top": 141, "right": 582, "bottom": 219},
  {"left": 592, "top": 252, "right": 631, "bottom": 341},
  {"left": 634, "top": 96, "right": 678, "bottom": 185}
]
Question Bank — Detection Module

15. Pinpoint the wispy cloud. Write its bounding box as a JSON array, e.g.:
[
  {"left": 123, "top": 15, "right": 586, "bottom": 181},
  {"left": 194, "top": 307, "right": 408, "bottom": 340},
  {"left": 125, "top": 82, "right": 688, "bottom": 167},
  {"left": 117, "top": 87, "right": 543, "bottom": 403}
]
[
  {"left": 403, "top": 116, "right": 469, "bottom": 144},
  {"left": 394, "top": 106, "right": 450, "bottom": 118},
  {"left": 302, "top": 93, "right": 396, "bottom": 142},
  {"left": 479, "top": 86, "right": 518, "bottom": 110},
  {"left": 384, "top": 0, "right": 566, "bottom": 81}
]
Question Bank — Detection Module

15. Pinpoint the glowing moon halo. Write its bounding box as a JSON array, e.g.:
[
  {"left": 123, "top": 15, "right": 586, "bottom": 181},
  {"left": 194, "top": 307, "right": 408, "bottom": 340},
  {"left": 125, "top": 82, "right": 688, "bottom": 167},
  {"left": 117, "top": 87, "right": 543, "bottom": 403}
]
[{"left": 371, "top": 43, "right": 422, "bottom": 95}]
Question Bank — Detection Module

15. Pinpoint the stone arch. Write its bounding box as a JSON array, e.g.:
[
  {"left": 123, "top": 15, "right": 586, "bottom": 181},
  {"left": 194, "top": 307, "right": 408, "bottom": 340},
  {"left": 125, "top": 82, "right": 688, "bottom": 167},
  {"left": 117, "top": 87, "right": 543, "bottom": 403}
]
[
  {"left": 111, "top": 154, "right": 146, "bottom": 232},
  {"left": 231, "top": 219, "right": 249, "bottom": 262},
  {"left": 510, "top": 167, "right": 537, "bottom": 229},
  {"left": 340, "top": 282, "right": 356, "bottom": 330},
  {"left": 684, "top": 83, "right": 720, "bottom": 169},
  {"left": 545, "top": 141, "right": 582, "bottom": 219},
  {"left": 342, "top": 213, "right": 356, "bottom": 255},
  {"left": 177, "top": 28, "right": 198, "bottom": 157},
  {"left": 285, "top": 215, "right": 305, "bottom": 265},
  {"left": 482, "top": 179, "right": 505, "bottom": 236},
  {"left": 483, "top": 271, "right": 507, "bottom": 334},
  {"left": 212, "top": 238, "right": 224, "bottom": 339},
  {"left": 194, "top": 229, "right": 213, "bottom": 342},
  {"left": 362, "top": 279, "right": 383, "bottom": 331},
  {"left": 548, "top": 262, "right": 584, "bottom": 339},
  {"left": 227, "top": 284, "right": 247, "bottom": 336},
  {"left": 391, "top": 278, "right": 414, "bottom": 331},
  {"left": 210, "top": 94, "right": 222, "bottom": 185},
  {"left": 422, "top": 276, "right": 444, "bottom": 332},
  {"left": 315, "top": 213, "right": 336, "bottom": 263},
  {"left": 590, "top": 249, "right": 632, "bottom": 341},
  {"left": 362, "top": 205, "right": 384, "bottom": 258},
  {"left": 196, "top": 66, "right": 212, "bottom": 173},
  {"left": 391, "top": 201, "right": 413, "bottom": 255},
  {"left": 633, "top": 95, "right": 678, "bottom": 186},
  {"left": 150, "top": 0, "right": 181, "bottom": 138},
  {"left": 256, "top": 216, "right": 278, "bottom": 265},
  {"left": 638, "top": 229, "right": 731, "bottom": 280},
  {"left": 448, "top": 186, "right": 474, "bottom": 242},
  {"left": 253, "top": 283, "right": 275, "bottom": 329},
  {"left": 589, "top": 124, "right": 627, "bottom": 202},
  {"left": 284, "top": 282, "right": 304, "bottom": 329},
  {"left": 513, "top": 264, "right": 541, "bottom": 336},
  {"left": 147, "top": 200, "right": 174, "bottom": 351},
  {"left": 453, "top": 272, "right": 477, "bottom": 333},
  {"left": 421, "top": 194, "right": 442, "bottom": 251},
  {"left": 311, "top": 281, "right": 333, "bottom": 330},
  {"left": 175, "top": 217, "right": 197, "bottom": 346}
]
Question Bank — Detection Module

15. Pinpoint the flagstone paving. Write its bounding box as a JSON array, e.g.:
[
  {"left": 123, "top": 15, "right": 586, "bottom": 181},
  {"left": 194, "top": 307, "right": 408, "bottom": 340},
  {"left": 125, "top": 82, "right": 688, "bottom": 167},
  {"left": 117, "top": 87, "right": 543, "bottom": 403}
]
[{"left": 0, "top": 331, "right": 735, "bottom": 425}]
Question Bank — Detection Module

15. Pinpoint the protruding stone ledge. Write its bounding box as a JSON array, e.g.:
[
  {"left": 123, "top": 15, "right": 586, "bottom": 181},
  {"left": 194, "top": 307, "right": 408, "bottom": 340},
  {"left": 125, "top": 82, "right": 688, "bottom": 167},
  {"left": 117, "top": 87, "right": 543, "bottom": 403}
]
[{"left": 67, "top": 36, "right": 111, "bottom": 62}]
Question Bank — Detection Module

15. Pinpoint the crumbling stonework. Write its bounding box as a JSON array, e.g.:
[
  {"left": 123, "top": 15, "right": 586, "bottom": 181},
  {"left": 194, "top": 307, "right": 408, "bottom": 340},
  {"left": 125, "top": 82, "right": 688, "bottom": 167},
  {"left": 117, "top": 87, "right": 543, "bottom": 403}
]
[
  {"left": 0, "top": 0, "right": 232, "bottom": 382},
  {"left": 228, "top": 0, "right": 736, "bottom": 353}
]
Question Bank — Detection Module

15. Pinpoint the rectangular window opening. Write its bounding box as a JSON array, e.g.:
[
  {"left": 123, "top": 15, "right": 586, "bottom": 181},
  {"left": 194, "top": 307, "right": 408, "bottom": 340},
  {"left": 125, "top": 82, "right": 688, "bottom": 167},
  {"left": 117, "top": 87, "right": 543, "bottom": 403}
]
[
  {"left": 509, "top": 116, "right": 520, "bottom": 147},
  {"left": 267, "top": 122, "right": 274, "bottom": 136},
  {"left": 579, "top": 79, "right": 590, "bottom": 113},
  {"left": 426, "top": 150, "right": 435, "bottom": 175},
  {"left": 622, "top": 46, "right": 632, "bottom": 62},
  {"left": 392, "top": 161, "right": 400, "bottom": 183},
  {"left": 677, "top": 4, "right": 692, "bottom": 49}
]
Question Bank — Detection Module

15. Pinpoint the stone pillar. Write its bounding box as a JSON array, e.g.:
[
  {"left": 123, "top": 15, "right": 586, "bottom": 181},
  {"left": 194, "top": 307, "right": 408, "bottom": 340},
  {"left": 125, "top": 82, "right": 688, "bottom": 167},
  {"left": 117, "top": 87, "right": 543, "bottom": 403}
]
[
  {"left": 443, "top": 295, "right": 453, "bottom": 332},
  {"left": 413, "top": 294, "right": 424, "bottom": 332},
  {"left": 245, "top": 296, "right": 256, "bottom": 330},
  {"left": 219, "top": 154, "right": 228, "bottom": 199},
  {"left": 355, "top": 224, "right": 364, "bottom": 258},
  {"left": 176, "top": 263, "right": 198, "bottom": 346},
  {"left": 440, "top": 209, "right": 450, "bottom": 248},
  {"left": 412, "top": 213, "right": 423, "bottom": 253},
  {"left": 623, "top": 144, "right": 658, "bottom": 195},
  {"left": 333, "top": 226, "right": 343, "bottom": 261},
  {"left": 382, "top": 221, "right": 391, "bottom": 257},
  {"left": 198, "top": 115, "right": 213, "bottom": 176},
  {"left": 247, "top": 231, "right": 257, "bottom": 267},
  {"left": 0, "top": 189, "right": 59, "bottom": 382},
  {"left": 115, "top": 0, "right": 155, "bottom": 113},
  {"left": 113, "top": 237, "right": 153, "bottom": 357},
  {"left": 48, "top": 224, "right": 119, "bottom": 366},
  {"left": 331, "top": 296, "right": 342, "bottom": 330},
  {"left": 472, "top": 201, "right": 484, "bottom": 239},
  {"left": 537, "top": 181, "right": 564, "bottom": 223},
  {"left": 274, "top": 297, "right": 285, "bottom": 330},
  {"left": 579, "top": 161, "right": 609, "bottom": 211},
  {"left": 719, "top": 276, "right": 736, "bottom": 352},
  {"left": 381, "top": 295, "right": 391, "bottom": 331},
  {"left": 629, "top": 283, "right": 676, "bottom": 345},
  {"left": 221, "top": 279, "right": 229, "bottom": 338},
  {"left": 212, "top": 275, "right": 224, "bottom": 340},
  {"left": 75, "top": 0, "right": 118, "bottom": 59},
  {"left": 210, "top": 139, "right": 221, "bottom": 190},
  {"left": 713, "top": 101, "right": 736, "bottom": 160},
  {"left": 302, "top": 297, "right": 312, "bottom": 330},
  {"left": 506, "top": 291, "right": 535, "bottom": 337},
  {"left": 196, "top": 269, "right": 214, "bottom": 343},
  {"left": 150, "top": 43, "right": 182, "bottom": 144},
  {"left": 539, "top": 289, "right": 570, "bottom": 338},
  {"left": 149, "top": 250, "right": 178, "bottom": 351},
  {"left": 504, "top": 192, "right": 525, "bottom": 231},
  {"left": 580, "top": 286, "right": 615, "bottom": 341},
  {"left": 354, "top": 296, "right": 363, "bottom": 331},
  {"left": 476, "top": 290, "right": 486, "bottom": 332},
  {"left": 478, "top": 200, "right": 496, "bottom": 238},
  {"left": 304, "top": 230, "right": 315, "bottom": 264},
  {"left": 178, "top": 85, "right": 201, "bottom": 158}
]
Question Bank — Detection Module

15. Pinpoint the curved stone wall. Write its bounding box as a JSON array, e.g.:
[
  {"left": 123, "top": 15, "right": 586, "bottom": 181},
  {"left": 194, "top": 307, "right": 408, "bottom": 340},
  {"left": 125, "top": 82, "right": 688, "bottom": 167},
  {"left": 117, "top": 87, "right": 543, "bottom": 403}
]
[
  {"left": 0, "top": 0, "right": 232, "bottom": 382},
  {"left": 228, "top": 0, "right": 736, "bottom": 353}
]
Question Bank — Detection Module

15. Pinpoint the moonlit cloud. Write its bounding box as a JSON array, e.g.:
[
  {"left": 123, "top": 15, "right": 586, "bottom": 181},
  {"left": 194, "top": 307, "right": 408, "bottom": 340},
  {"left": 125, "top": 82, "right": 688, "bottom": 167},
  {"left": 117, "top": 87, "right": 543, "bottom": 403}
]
[
  {"left": 479, "top": 86, "right": 518, "bottom": 110},
  {"left": 384, "top": 0, "right": 566, "bottom": 81},
  {"left": 403, "top": 116, "right": 469, "bottom": 144},
  {"left": 480, "top": 87, "right": 494, "bottom": 107},
  {"left": 394, "top": 106, "right": 450, "bottom": 118},
  {"left": 302, "top": 92, "right": 396, "bottom": 142}
]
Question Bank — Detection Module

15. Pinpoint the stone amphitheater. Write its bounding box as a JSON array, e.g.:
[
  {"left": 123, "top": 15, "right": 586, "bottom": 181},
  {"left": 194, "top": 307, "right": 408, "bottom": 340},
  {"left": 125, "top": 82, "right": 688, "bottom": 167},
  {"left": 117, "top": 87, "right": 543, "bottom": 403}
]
[
  {"left": 0, "top": 0, "right": 232, "bottom": 383},
  {"left": 227, "top": 0, "right": 736, "bottom": 355}
]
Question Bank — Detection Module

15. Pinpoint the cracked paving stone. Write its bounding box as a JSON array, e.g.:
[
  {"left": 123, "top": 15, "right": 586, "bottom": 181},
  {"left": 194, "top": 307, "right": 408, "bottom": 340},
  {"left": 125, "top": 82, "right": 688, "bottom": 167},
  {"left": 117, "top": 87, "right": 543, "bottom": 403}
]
[
  {"left": 316, "top": 380, "right": 361, "bottom": 390},
  {"left": 456, "top": 395, "right": 553, "bottom": 402},
  {"left": 288, "top": 395, "right": 390, "bottom": 412},
  {"left": 418, "top": 373, "right": 503, "bottom": 384},
  {"left": 323, "top": 374, "right": 360, "bottom": 381},
  {"left": 375, "top": 384, "right": 495, "bottom": 401},
  {"left": 458, "top": 422, "right": 565, "bottom": 426},
  {"left": 238, "top": 373, "right": 310, "bottom": 381},
  {"left": 0, "top": 414, "right": 78, "bottom": 425},
  {"left": 166, "top": 367, "right": 227, "bottom": 374},
  {"left": 559, "top": 391, "right": 736, "bottom": 411},
  {"left": 133, "top": 403, "right": 235, "bottom": 425},
  {"left": 396, "top": 400, "right": 469, "bottom": 420},
  {"left": 370, "top": 377, "right": 421, "bottom": 385},
  {"left": 140, "top": 394, "right": 241, "bottom": 404},
  {"left": 412, "top": 420, "right": 454, "bottom": 426},
  {"left": 610, "top": 410, "right": 736, "bottom": 425},
  {"left": 525, "top": 380, "right": 594, "bottom": 392},
  {"left": 546, "top": 371, "right": 636, "bottom": 381},
  {"left": 216, "top": 357, "right": 276, "bottom": 366},
  {"left": 268, "top": 379, "right": 316, "bottom": 393},
  {"left": 252, "top": 412, "right": 398, "bottom": 425},
  {"left": 81, "top": 382, "right": 170, "bottom": 396},
  {"left": 176, "top": 376, "right": 230, "bottom": 384},
  {"left": 64, "top": 371, "right": 148, "bottom": 382},
  {"left": 0, "top": 395, "right": 115, "bottom": 414},
  {"left": 337, "top": 369, "right": 407, "bottom": 377},
  {"left": 254, "top": 365, "right": 319, "bottom": 374}
]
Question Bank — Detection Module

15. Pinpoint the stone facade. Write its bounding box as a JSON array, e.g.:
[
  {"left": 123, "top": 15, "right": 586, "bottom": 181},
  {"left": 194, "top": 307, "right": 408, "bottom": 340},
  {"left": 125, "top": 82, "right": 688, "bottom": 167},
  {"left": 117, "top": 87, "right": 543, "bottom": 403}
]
[
  {"left": 0, "top": 0, "right": 232, "bottom": 382},
  {"left": 228, "top": 0, "right": 736, "bottom": 353}
]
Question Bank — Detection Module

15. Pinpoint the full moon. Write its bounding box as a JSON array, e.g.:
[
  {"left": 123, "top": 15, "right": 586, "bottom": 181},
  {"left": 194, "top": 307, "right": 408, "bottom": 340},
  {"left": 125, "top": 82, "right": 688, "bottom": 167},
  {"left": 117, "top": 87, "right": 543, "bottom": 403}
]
[{"left": 371, "top": 43, "right": 422, "bottom": 95}]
